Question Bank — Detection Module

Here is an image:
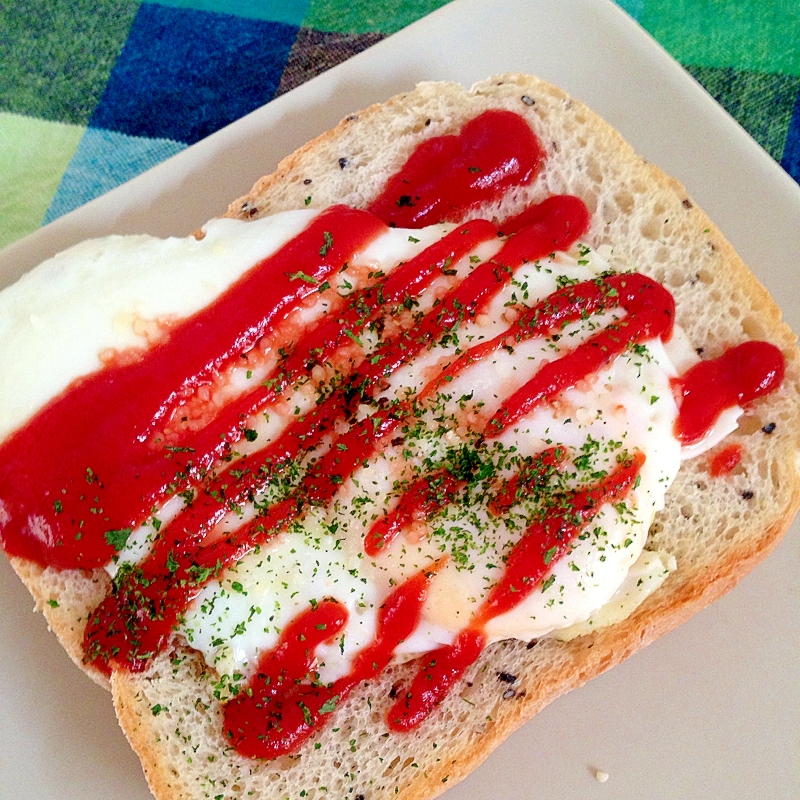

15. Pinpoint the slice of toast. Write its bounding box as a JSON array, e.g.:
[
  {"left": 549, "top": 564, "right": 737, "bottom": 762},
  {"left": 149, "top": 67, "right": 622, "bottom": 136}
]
[{"left": 4, "top": 74, "right": 800, "bottom": 800}]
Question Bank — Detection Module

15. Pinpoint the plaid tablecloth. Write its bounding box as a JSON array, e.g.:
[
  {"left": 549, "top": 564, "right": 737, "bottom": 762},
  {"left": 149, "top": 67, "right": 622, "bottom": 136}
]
[{"left": 1, "top": 0, "right": 798, "bottom": 252}]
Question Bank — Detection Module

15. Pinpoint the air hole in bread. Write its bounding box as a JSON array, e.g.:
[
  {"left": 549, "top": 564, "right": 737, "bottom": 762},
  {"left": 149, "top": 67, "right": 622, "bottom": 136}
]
[
  {"left": 272, "top": 754, "right": 295, "bottom": 771},
  {"left": 728, "top": 305, "right": 742, "bottom": 320},
  {"left": 614, "top": 189, "right": 634, "bottom": 214},
  {"left": 602, "top": 202, "right": 619, "bottom": 225},
  {"left": 742, "top": 315, "right": 767, "bottom": 339},
  {"left": 582, "top": 191, "right": 598, "bottom": 215},
  {"left": 384, "top": 755, "right": 402, "bottom": 775},
  {"left": 663, "top": 265, "right": 685, "bottom": 287},
  {"left": 722, "top": 526, "right": 739, "bottom": 542},
  {"left": 737, "top": 415, "right": 764, "bottom": 435},
  {"left": 586, "top": 155, "right": 603, "bottom": 184},
  {"left": 640, "top": 217, "right": 662, "bottom": 241},
  {"left": 597, "top": 653, "right": 613, "bottom": 670}
]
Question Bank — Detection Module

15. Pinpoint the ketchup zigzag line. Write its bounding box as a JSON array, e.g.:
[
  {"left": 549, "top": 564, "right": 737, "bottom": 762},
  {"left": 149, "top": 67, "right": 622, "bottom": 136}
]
[
  {"left": 83, "top": 197, "right": 588, "bottom": 672},
  {"left": 0, "top": 105, "right": 788, "bottom": 761},
  {"left": 0, "top": 206, "right": 388, "bottom": 568},
  {"left": 387, "top": 453, "right": 645, "bottom": 731},
  {"left": 421, "top": 271, "right": 677, "bottom": 433},
  {"left": 176, "top": 218, "right": 498, "bottom": 476},
  {"left": 674, "top": 340, "right": 785, "bottom": 444},
  {"left": 221, "top": 268, "right": 671, "bottom": 743},
  {"left": 223, "top": 561, "right": 447, "bottom": 760},
  {"left": 367, "top": 109, "right": 546, "bottom": 228}
]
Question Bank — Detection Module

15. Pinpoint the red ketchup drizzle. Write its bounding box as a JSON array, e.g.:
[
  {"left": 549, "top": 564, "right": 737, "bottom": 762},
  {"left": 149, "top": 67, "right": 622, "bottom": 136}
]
[
  {"left": 1, "top": 103, "right": 787, "bottom": 759},
  {"left": 477, "top": 454, "right": 645, "bottom": 625},
  {"left": 487, "top": 447, "right": 566, "bottom": 516},
  {"left": 674, "top": 340, "right": 785, "bottom": 445},
  {"left": 223, "top": 563, "right": 442, "bottom": 759},
  {"left": 485, "top": 273, "right": 676, "bottom": 434},
  {"left": 368, "top": 110, "right": 545, "bottom": 228},
  {"left": 710, "top": 443, "right": 743, "bottom": 476},
  {"left": 423, "top": 272, "right": 675, "bottom": 424},
  {"left": 83, "top": 195, "right": 589, "bottom": 673},
  {"left": 499, "top": 192, "right": 590, "bottom": 238},
  {"left": 189, "top": 218, "right": 499, "bottom": 455},
  {"left": 0, "top": 206, "right": 387, "bottom": 568},
  {"left": 222, "top": 598, "right": 350, "bottom": 759},
  {"left": 365, "top": 469, "right": 462, "bottom": 556},
  {"left": 388, "top": 453, "right": 645, "bottom": 731}
]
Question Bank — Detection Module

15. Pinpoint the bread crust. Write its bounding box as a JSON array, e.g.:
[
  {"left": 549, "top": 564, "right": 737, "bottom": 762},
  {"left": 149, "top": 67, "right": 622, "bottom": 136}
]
[
  {"left": 4, "top": 74, "right": 800, "bottom": 800},
  {"left": 8, "top": 556, "right": 111, "bottom": 689}
]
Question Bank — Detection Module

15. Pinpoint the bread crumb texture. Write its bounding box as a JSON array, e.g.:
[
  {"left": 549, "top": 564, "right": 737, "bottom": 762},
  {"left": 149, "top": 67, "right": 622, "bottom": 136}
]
[
  {"left": 10, "top": 557, "right": 111, "bottom": 688},
  {"left": 115, "top": 635, "right": 615, "bottom": 800}
]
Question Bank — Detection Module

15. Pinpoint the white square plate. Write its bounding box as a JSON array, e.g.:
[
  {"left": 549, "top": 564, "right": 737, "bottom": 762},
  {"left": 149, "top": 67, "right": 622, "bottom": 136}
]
[{"left": 1, "top": 1, "right": 798, "bottom": 798}]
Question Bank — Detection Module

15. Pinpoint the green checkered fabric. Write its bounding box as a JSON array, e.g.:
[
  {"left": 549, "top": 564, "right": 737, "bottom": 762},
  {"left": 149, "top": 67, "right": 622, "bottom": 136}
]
[{"left": 1, "top": 0, "right": 798, "bottom": 251}]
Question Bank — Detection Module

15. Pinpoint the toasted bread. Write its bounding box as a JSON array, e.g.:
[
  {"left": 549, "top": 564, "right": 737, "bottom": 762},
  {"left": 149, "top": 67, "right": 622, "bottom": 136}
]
[{"left": 3, "top": 74, "right": 799, "bottom": 800}]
